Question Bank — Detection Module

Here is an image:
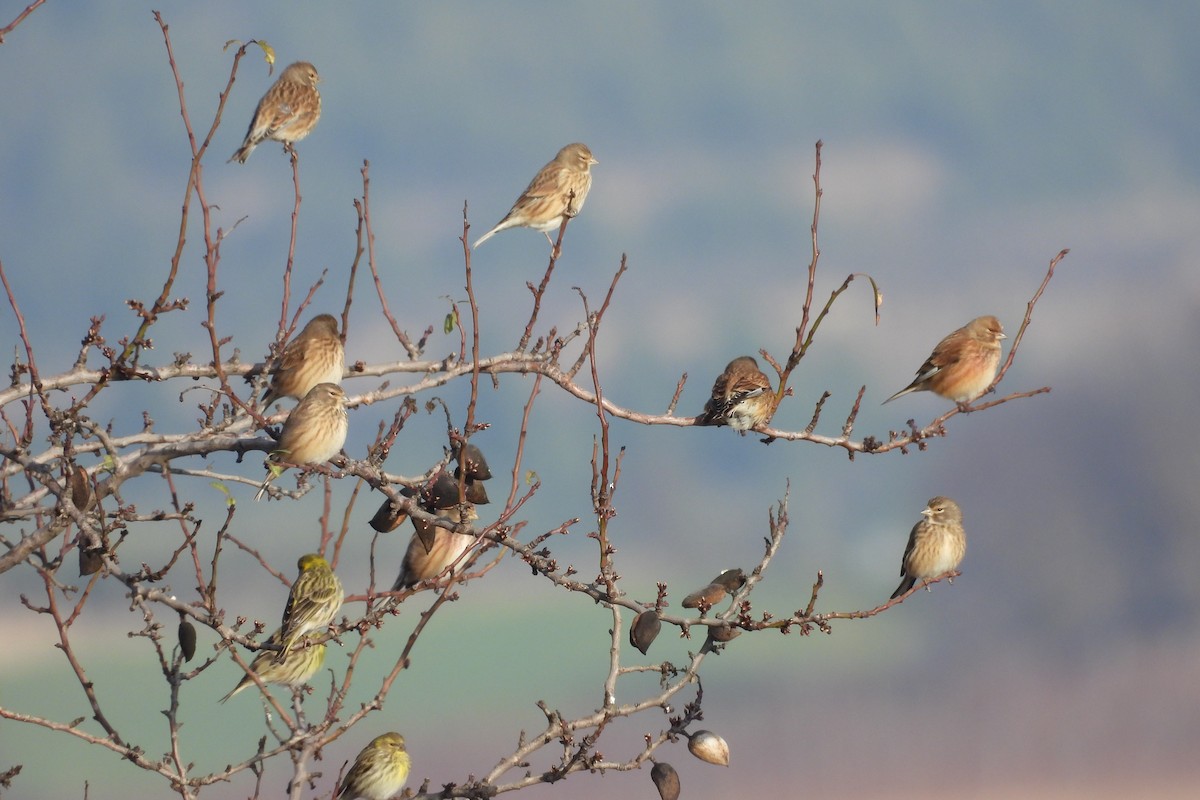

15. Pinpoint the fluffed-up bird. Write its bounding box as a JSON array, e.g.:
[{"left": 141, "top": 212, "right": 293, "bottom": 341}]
[
  {"left": 698, "top": 356, "right": 776, "bottom": 433},
  {"left": 883, "top": 316, "right": 1006, "bottom": 407},
  {"left": 890, "top": 496, "right": 967, "bottom": 599},
  {"left": 335, "top": 732, "right": 411, "bottom": 800},
  {"left": 472, "top": 143, "right": 597, "bottom": 248},
  {"left": 255, "top": 383, "right": 348, "bottom": 501},
  {"left": 277, "top": 553, "right": 343, "bottom": 661},
  {"left": 229, "top": 61, "right": 322, "bottom": 164},
  {"left": 260, "top": 314, "right": 344, "bottom": 408}
]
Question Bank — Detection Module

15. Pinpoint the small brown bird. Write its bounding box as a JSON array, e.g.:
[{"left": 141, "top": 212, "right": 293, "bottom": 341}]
[
  {"left": 261, "top": 314, "right": 344, "bottom": 408},
  {"left": 698, "top": 356, "right": 776, "bottom": 432},
  {"left": 391, "top": 504, "right": 479, "bottom": 591},
  {"left": 229, "top": 61, "right": 322, "bottom": 164},
  {"left": 255, "top": 383, "right": 348, "bottom": 500},
  {"left": 883, "top": 316, "right": 1006, "bottom": 407},
  {"left": 890, "top": 496, "right": 967, "bottom": 599},
  {"left": 473, "top": 143, "right": 598, "bottom": 248}
]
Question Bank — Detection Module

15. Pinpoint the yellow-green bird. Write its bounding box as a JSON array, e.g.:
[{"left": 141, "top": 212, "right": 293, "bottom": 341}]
[
  {"left": 336, "top": 732, "right": 411, "bottom": 800},
  {"left": 219, "top": 627, "right": 325, "bottom": 703},
  {"left": 279, "top": 553, "right": 344, "bottom": 661}
]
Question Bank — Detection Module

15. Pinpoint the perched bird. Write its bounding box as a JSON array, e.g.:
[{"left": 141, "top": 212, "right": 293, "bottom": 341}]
[
  {"left": 890, "top": 496, "right": 967, "bottom": 599},
  {"left": 391, "top": 503, "right": 479, "bottom": 591},
  {"left": 255, "top": 383, "right": 348, "bottom": 501},
  {"left": 883, "top": 315, "right": 1006, "bottom": 407},
  {"left": 278, "top": 554, "right": 344, "bottom": 661},
  {"left": 335, "top": 732, "right": 411, "bottom": 800},
  {"left": 472, "top": 142, "right": 598, "bottom": 248},
  {"left": 229, "top": 61, "right": 322, "bottom": 163},
  {"left": 219, "top": 627, "right": 325, "bottom": 702},
  {"left": 698, "top": 356, "right": 775, "bottom": 432},
  {"left": 260, "top": 314, "right": 344, "bottom": 408}
]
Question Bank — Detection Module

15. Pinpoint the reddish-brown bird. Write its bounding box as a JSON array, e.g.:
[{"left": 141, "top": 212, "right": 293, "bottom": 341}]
[
  {"left": 255, "top": 383, "right": 348, "bottom": 500},
  {"left": 473, "top": 143, "right": 597, "bottom": 248},
  {"left": 883, "top": 315, "right": 1006, "bottom": 407},
  {"left": 698, "top": 356, "right": 776, "bottom": 433},
  {"left": 260, "top": 314, "right": 344, "bottom": 408},
  {"left": 229, "top": 61, "right": 322, "bottom": 164},
  {"left": 890, "top": 496, "right": 967, "bottom": 599}
]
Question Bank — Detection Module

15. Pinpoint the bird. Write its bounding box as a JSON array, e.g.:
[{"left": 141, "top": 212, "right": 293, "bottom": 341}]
[
  {"left": 255, "top": 383, "right": 348, "bottom": 501},
  {"left": 698, "top": 356, "right": 776, "bottom": 432},
  {"left": 229, "top": 61, "right": 322, "bottom": 164},
  {"left": 883, "top": 315, "right": 1006, "bottom": 407},
  {"left": 472, "top": 143, "right": 598, "bottom": 248},
  {"left": 219, "top": 627, "right": 325, "bottom": 703},
  {"left": 391, "top": 503, "right": 479, "bottom": 591},
  {"left": 335, "top": 732, "right": 411, "bottom": 800},
  {"left": 260, "top": 314, "right": 344, "bottom": 408},
  {"left": 277, "top": 554, "right": 344, "bottom": 662},
  {"left": 890, "top": 496, "right": 967, "bottom": 599}
]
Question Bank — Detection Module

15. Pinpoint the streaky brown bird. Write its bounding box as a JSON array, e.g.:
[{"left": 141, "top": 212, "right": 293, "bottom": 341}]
[
  {"left": 255, "top": 383, "right": 348, "bottom": 500},
  {"left": 261, "top": 314, "right": 344, "bottom": 408},
  {"left": 890, "top": 496, "right": 967, "bottom": 599},
  {"left": 473, "top": 143, "right": 597, "bottom": 248},
  {"left": 229, "top": 61, "right": 322, "bottom": 163}
]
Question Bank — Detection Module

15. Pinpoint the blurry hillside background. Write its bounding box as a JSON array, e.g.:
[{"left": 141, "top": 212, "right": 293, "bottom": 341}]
[{"left": 2, "top": 2, "right": 1199, "bottom": 798}]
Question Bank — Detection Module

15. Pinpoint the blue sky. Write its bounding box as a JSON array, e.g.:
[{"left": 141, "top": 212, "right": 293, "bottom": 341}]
[{"left": 2, "top": 3, "right": 1199, "bottom": 798}]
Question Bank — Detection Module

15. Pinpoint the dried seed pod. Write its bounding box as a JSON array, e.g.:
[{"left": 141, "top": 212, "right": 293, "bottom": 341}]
[
  {"left": 687, "top": 730, "right": 730, "bottom": 767},
  {"left": 77, "top": 537, "right": 104, "bottom": 577},
  {"left": 707, "top": 624, "right": 741, "bottom": 643},
  {"left": 710, "top": 568, "right": 746, "bottom": 593},
  {"left": 629, "top": 609, "right": 662, "bottom": 655},
  {"left": 682, "top": 583, "right": 724, "bottom": 609},
  {"left": 369, "top": 497, "right": 408, "bottom": 533},
  {"left": 464, "top": 478, "right": 490, "bottom": 506},
  {"left": 650, "top": 761, "right": 680, "bottom": 800},
  {"left": 682, "top": 568, "right": 746, "bottom": 609},
  {"left": 70, "top": 465, "right": 92, "bottom": 511},
  {"left": 178, "top": 618, "right": 197, "bottom": 662},
  {"left": 454, "top": 443, "right": 492, "bottom": 481},
  {"left": 423, "top": 472, "right": 465, "bottom": 510}
]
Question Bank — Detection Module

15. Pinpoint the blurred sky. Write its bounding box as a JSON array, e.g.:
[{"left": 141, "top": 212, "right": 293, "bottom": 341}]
[{"left": 2, "top": 2, "right": 1200, "bottom": 798}]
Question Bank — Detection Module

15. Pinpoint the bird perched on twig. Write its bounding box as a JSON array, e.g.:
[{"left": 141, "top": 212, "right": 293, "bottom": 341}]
[
  {"left": 698, "top": 356, "right": 776, "bottom": 433},
  {"left": 255, "top": 383, "right": 348, "bottom": 501},
  {"left": 335, "top": 732, "right": 411, "bottom": 800},
  {"left": 260, "top": 314, "right": 344, "bottom": 408},
  {"left": 277, "top": 553, "right": 343, "bottom": 661},
  {"left": 391, "top": 503, "right": 479, "bottom": 591},
  {"left": 473, "top": 143, "right": 598, "bottom": 248},
  {"left": 890, "top": 496, "right": 967, "bottom": 599},
  {"left": 229, "top": 61, "right": 322, "bottom": 163},
  {"left": 219, "top": 627, "right": 325, "bottom": 703},
  {"left": 883, "top": 315, "right": 1006, "bottom": 407}
]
